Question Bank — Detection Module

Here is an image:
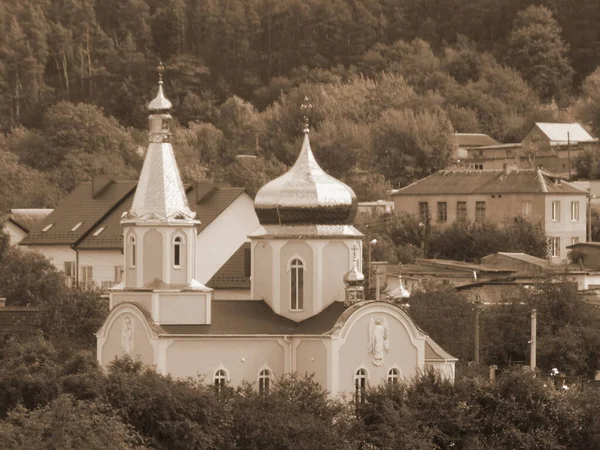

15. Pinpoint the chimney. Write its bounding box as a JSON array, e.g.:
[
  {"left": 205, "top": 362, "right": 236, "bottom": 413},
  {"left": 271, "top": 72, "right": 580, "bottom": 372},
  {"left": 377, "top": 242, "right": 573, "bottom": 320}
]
[
  {"left": 92, "top": 175, "right": 112, "bottom": 198},
  {"left": 0, "top": 298, "right": 6, "bottom": 308}
]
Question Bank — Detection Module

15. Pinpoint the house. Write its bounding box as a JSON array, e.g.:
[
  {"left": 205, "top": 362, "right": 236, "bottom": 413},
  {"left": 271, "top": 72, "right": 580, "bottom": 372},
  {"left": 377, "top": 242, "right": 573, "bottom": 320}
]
[
  {"left": 19, "top": 179, "right": 258, "bottom": 291},
  {"left": 392, "top": 168, "right": 587, "bottom": 263},
  {"left": 454, "top": 133, "right": 500, "bottom": 164},
  {"left": 357, "top": 200, "right": 394, "bottom": 217},
  {"left": 2, "top": 209, "right": 53, "bottom": 246},
  {"left": 97, "top": 75, "right": 456, "bottom": 396}
]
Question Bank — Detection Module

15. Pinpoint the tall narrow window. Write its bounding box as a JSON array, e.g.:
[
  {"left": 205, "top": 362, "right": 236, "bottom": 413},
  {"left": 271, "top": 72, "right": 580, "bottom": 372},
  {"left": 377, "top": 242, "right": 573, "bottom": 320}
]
[
  {"left": 214, "top": 369, "right": 227, "bottom": 392},
  {"left": 437, "top": 202, "right": 447, "bottom": 222},
  {"left": 129, "top": 236, "right": 136, "bottom": 267},
  {"left": 475, "top": 201, "right": 486, "bottom": 221},
  {"left": 418, "top": 202, "right": 429, "bottom": 223},
  {"left": 571, "top": 201, "right": 580, "bottom": 221},
  {"left": 290, "top": 259, "right": 304, "bottom": 311},
  {"left": 552, "top": 200, "right": 561, "bottom": 221},
  {"left": 354, "top": 369, "right": 367, "bottom": 404},
  {"left": 387, "top": 368, "right": 400, "bottom": 386},
  {"left": 521, "top": 201, "right": 532, "bottom": 218},
  {"left": 259, "top": 369, "right": 271, "bottom": 395},
  {"left": 549, "top": 237, "right": 560, "bottom": 257},
  {"left": 174, "top": 236, "right": 182, "bottom": 267},
  {"left": 457, "top": 201, "right": 467, "bottom": 220}
]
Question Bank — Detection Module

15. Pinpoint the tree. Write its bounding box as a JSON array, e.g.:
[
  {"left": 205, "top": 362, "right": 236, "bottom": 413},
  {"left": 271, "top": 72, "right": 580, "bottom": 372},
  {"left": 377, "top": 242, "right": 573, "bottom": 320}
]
[
  {"left": 574, "top": 67, "right": 600, "bottom": 138},
  {"left": 504, "top": 5, "right": 573, "bottom": 101}
]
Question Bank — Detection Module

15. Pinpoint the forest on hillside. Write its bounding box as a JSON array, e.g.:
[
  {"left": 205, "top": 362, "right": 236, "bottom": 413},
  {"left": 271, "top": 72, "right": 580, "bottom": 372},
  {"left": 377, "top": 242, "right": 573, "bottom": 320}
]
[{"left": 3, "top": 0, "right": 600, "bottom": 211}]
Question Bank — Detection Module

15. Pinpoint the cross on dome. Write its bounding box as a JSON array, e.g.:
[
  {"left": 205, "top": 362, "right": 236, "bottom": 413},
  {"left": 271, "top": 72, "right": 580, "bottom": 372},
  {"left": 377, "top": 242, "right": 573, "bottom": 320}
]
[{"left": 300, "top": 96, "right": 312, "bottom": 134}]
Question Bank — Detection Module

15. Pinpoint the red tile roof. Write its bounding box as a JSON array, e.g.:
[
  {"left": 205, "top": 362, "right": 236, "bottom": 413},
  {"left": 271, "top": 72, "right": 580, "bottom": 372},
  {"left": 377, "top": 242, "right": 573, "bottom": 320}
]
[{"left": 393, "top": 169, "right": 585, "bottom": 196}]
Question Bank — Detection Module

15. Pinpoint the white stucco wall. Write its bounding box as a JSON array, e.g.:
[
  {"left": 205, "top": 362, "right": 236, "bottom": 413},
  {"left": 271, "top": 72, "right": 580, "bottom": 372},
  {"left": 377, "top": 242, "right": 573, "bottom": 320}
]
[
  {"left": 196, "top": 194, "right": 259, "bottom": 284},
  {"left": 295, "top": 339, "right": 328, "bottom": 387},
  {"left": 544, "top": 194, "right": 587, "bottom": 263}
]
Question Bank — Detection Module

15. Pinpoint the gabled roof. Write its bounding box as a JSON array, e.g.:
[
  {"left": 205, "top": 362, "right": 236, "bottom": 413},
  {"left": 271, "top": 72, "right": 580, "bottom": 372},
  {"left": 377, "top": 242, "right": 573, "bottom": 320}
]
[
  {"left": 534, "top": 123, "right": 596, "bottom": 143},
  {"left": 7, "top": 209, "right": 53, "bottom": 233},
  {"left": 455, "top": 133, "right": 500, "bottom": 148},
  {"left": 425, "top": 337, "right": 458, "bottom": 361},
  {"left": 21, "top": 181, "right": 137, "bottom": 246},
  {"left": 22, "top": 180, "right": 246, "bottom": 249},
  {"left": 207, "top": 242, "right": 250, "bottom": 289},
  {"left": 393, "top": 169, "right": 585, "bottom": 196}
]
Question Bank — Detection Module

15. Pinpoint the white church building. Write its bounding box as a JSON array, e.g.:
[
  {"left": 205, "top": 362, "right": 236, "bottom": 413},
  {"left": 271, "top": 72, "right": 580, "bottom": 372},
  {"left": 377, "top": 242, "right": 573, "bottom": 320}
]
[{"left": 96, "top": 67, "right": 456, "bottom": 397}]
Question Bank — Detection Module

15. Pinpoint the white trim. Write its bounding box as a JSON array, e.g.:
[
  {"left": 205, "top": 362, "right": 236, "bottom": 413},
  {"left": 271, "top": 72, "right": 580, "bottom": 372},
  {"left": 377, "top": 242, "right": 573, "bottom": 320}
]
[
  {"left": 286, "top": 253, "right": 307, "bottom": 270},
  {"left": 386, "top": 365, "right": 403, "bottom": 384},
  {"left": 289, "top": 256, "right": 305, "bottom": 312},
  {"left": 213, "top": 366, "right": 230, "bottom": 383}
]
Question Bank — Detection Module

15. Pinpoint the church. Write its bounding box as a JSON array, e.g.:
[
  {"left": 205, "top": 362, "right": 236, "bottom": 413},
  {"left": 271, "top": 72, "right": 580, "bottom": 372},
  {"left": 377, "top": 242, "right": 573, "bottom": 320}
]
[{"left": 96, "top": 67, "right": 456, "bottom": 397}]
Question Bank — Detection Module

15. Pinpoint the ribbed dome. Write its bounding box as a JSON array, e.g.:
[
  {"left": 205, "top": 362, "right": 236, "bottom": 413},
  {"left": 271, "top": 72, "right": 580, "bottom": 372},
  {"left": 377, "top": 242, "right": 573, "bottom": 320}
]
[
  {"left": 343, "top": 258, "right": 365, "bottom": 286},
  {"left": 254, "top": 134, "right": 357, "bottom": 225}
]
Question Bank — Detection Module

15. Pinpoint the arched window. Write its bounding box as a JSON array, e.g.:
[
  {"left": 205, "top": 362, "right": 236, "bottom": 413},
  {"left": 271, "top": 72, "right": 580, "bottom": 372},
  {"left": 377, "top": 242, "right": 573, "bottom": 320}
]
[
  {"left": 354, "top": 368, "right": 367, "bottom": 404},
  {"left": 290, "top": 258, "right": 304, "bottom": 311},
  {"left": 173, "top": 236, "right": 182, "bottom": 267},
  {"left": 214, "top": 369, "right": 227, "bottom": 391},
  {"left": 387, "top": 368, "right": 400, "bottom": 386},
  {"left": 129, "top": 236, "right": 136, "bottom": 268},
  {"left": 259, "top": 369, "right": 271, "bottom": 395}
]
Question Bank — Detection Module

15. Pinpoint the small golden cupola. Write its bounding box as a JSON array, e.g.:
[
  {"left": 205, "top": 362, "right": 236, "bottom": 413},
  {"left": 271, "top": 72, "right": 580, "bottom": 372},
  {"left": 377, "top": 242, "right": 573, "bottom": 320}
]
[{"left": 253, "top": 97, "right": 358, "bottom": 226}]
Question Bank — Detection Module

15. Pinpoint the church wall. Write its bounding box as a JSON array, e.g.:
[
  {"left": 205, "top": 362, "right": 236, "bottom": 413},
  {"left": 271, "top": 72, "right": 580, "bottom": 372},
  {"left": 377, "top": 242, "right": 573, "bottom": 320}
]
[
  {"left": 338, "top": 312, "right": 420, "bottom": 392},
  {"left": 253, "top": 241, "right": 272, "bottom": 302},
  {"left": 295, "top": 339, "right": 327, "bottom": 386},
  {"left": 111, "top": 292, "right": 152, "bottom": 312},
  {"left": 100, "top": 312, "right": 154, "bottom": 367},
  {"left": 280, "top": 241, "right": 314, "bottom": 321},
  {"left": 125, "top": 230, "right": 137, "bottom": 288},
  {"left": 170, "top": 231, "right": 188, "bottom": 285},
  {"left": 212, "top": 288, "right": 251, "bottom": 300},
  {"left": 425, "top": 361, "right": 455, "bottom": 381},
  {"left": 323, "top": 241, "right": 351, "bottom": 306},
  {"left": 196, "top": 194, "right": 259, "bottom": 284},
  {"left": 143, "top": 229, "right": 163, "bottom": 284},
  {"left": 166, "top": 338, "right": 285, "bottom": 384},
  {"left": 158, "top": 293, "right": 209, "bottom": 325}
]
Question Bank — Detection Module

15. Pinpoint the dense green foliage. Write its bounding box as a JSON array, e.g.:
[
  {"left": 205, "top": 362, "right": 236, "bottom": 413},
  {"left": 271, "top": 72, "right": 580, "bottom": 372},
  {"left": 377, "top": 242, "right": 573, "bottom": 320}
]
[{"left": 2, "top": 0, "right": 600, "bottom": 209}]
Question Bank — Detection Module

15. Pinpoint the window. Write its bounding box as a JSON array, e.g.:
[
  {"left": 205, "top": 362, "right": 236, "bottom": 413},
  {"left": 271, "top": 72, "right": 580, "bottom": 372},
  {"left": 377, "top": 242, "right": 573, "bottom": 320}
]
[
  {"left": 214, "top": 369, "right": 227, "bottom": 391},
  {"left": 387, "top": 368, "right": 400, "bottom": 386},
  {"left": 129, "top": 236, "right": 136, "bottom": 267},
  {"left": 64, "top": 262, "right": 76, "bottom": 287},
  {"left": 93, "top": 226, "right": 105, "bottom": 236},
  {"left": 571, "top": 201, "right": 580, "bottom": 221},
  {"left": 457, "top": 202, "right": 467, "bottom": 220},
  {"left": 81, "top": 266, "right": 93, "bottom": 288},
  {"left": 549, "top": 237, "right": 560, "bottom": 257},
  {"left": 259, "top": 369, "right": 271, "bottom": 395},
  {"left": 71, "top": 222, "right": 83, "bottom": 232},
  {"left": 114, "top": 266, "right": 124, "bottom": 283},
  {"left": 521, "top": 201, "right": 532, "bottom": 218},
  {"left": 571, "top": 237, "right": 580, "bottom": 246},
  {"left": 290, "top": 259, "right": 304, "bottom": 311},
  {"left": 42, "top": 223, "right": 53, "bottom": 232},
  {"left": 552, "top": 200, "right": 561, "bottom": 221},
  {"left": 418, "top": 202, "right": 429, "bottom": 223},
  {"left": 437, "top": 202, "right": 447, "bottom": 222},
  {"left": 475, "top": 201, "right": 486, "bottom": 221},
  {"left": 174, "top": 236, "right": 182, "bottom": 267},
  {"left": 244, "top": 247, "right": 251, "bottom": 278},
  {"left": 354, "top": 369, "right": 367, "bottom": 404}
]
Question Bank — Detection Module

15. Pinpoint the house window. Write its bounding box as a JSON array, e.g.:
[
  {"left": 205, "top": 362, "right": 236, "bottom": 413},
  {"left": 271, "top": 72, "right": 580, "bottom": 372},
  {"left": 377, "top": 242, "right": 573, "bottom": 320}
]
[
  {"left": 174, "top": 236, "right": 182, "bottom": 267},
  {"left": 571, "top": 201, "right": 580, "bottom": 221},
  {"left": 129, "top": 236, "right": 136, "bottom": 267},
  {"left": 549, "top": 237, "right": 560, "bottom": 257},
  {"left": 437, "top": 202, "right": 447, "bottom": 222},
  {"left": 64, "top": 261, "right": 76, "bottom": 287},
  {"left": 475, "top": 201, "right": 486, "bottom": 221},
  {"left": 521, "top": 201, "right": 532, "bottom": 218},
  {"left": 571, "top": 237, "right": 579, "bottom": 245},
  {"left": 81, "top": 266, "right": 93, "bottom": 288},
  {"left": 387, "top": 368, "right": 400, "bottom": 386},
  {"left": 290, "top": 259, "right": 304, "bottom": 311},
  {"left": 551, "top": 200, "right": 561, "bottom": 221},
  {"left": 418, "top": 202, "right": 429, "bottom": 223},
  {"left": 354, "top": 368, "right": 367, "bottom": 404},
  {"left": 259, "top": 369, "right": 271, "bottom": 395},
  {"left": 457, "top": 202, "right": 467, "bottom": 220},
  {"left": 244, "top": 248, "right": 251, "bottom": 278},
  {"left": 214, "top": 369, "right": 228, "bottom": 391}
]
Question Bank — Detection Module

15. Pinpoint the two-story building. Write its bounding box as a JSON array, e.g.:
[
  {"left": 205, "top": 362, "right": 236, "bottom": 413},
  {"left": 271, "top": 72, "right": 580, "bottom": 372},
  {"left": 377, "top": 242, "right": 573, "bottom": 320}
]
[{"left": 392, "top": 168, "right": 587, "bottom": 263}]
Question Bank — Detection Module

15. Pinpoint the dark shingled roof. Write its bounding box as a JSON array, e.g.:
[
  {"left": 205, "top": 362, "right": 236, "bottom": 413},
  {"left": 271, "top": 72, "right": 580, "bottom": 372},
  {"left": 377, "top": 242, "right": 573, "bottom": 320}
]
[
  {"left": 455, "top": 133, "right": 500, "bottom": 148},
  {"left": 393, "top": 169, "right": 585, "bottom": 196},
  {"left": 0, "top": 307, "right": 39, "bottom": 336},
  {"left": 22, "top": 180, "right": 246, "bottom": 250},
  {"left": 207, "top": 243, "right": 251, "bottom": 289},
  {"left": 160, "top": 300, "right": 347, "bottom": 335}
]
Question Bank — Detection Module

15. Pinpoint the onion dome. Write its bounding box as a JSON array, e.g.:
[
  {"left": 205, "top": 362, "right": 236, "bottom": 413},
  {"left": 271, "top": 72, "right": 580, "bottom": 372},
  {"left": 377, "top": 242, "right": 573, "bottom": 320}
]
[
  {"left": 343, "top": 256, "right": 365, "bottom": 287},
  {"left": 254, "top": 100, "right": 357, "bottom": 225}
]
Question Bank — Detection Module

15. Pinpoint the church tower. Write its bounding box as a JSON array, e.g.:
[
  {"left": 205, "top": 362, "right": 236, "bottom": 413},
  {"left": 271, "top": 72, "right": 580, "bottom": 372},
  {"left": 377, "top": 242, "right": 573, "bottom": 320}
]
[
  {"left": 110, "top": 62, "right": 212, "bottom": 326},
  {"left": 250, "top": 98, "right": 364, "bottom": 321}
]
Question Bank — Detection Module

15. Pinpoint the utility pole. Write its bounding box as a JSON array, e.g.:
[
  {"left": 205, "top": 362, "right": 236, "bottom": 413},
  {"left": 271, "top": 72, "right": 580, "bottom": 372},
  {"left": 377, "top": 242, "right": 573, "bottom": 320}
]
[
  {"left": 474, "top": 296, "right": 482, "bottom": 367},
  {"left": 588, "top": 188, "right": 592, "bottom": 242},
  {"left": 375, "top": 268, "right": 380, "bottom": 301},
  {"left": 530, "top": 309, "right": 537, "bottom": 372},
  {"left": 567, "top": 131, "right": 571, "bottom": 180}
]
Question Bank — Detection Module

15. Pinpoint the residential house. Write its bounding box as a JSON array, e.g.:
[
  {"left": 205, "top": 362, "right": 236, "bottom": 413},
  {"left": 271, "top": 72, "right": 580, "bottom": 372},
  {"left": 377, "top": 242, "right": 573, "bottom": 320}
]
[
  {"left": 357, "top": 200, "right": 395, "bottom": 217},
  {"left": 392, "top": 168, "right": 587, "bottom": 263},
  {"left": 2, "top": 209, "right": 53, "bottom": 246},
  {"left": 20, "top": 177, "right": 258, "bottom": 290},
  {"left": 454, "top": 133, "right": 500, "bottom": 166}
]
